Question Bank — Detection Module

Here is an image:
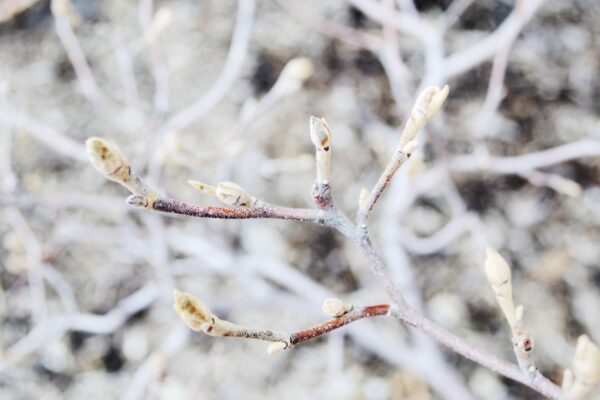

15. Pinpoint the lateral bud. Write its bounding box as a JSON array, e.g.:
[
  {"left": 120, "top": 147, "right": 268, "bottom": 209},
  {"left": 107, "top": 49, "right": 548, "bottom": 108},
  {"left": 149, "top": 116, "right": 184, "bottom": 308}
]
[{"left": 215, "top": 181, "right": 256, "bottom": 207}]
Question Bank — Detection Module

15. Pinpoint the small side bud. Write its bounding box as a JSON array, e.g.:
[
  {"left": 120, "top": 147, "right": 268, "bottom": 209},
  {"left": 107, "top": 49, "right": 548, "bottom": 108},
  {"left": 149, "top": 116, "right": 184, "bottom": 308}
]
[
  {"left": 215, "top": 181, "right": 255, "bottom": 207},
  {"left": 127, "top": 194, "right": 148, "bottom": 208},
  {"left": 188, "top": 180, "right": 216, "bottom": 196},
  {"left": 402, "top": 140, "right": 419, "bottom": 155},
  {"left": 267, "top": 341, "right": 288, "bottom": 355},
  {"left": 86, "top": 137, "right": 131, "bottom": 184},
  {"left": 322, "top": 298, "right": 352, "bottom": 317}
]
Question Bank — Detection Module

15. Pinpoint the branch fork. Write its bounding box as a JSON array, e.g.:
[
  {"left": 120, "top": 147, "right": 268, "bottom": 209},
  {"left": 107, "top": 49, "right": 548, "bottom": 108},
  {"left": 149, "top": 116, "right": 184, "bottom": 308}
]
[{"left": 84, "top": 85, "right": 587, "bottom": 399}]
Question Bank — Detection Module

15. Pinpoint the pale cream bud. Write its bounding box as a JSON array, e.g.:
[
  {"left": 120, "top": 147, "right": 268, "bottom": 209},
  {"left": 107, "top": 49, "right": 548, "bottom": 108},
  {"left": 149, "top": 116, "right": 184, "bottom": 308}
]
[
  {"left": 484, "top": 246, "right": 516, "bottom": 326},
  {"left": 484, "top": 246, "right": 512, "bottom": 288},
  {"left": 515, "top": 305, "right": 524, "bottom": 322},
  {"left": 359, "top": 188, "right": 370, "bottom": 209},
  {"left": 215, "top": 181, "right": 254, "bottom": 207},
  {"left": 563, "top": 335, "right": 600, "bottom": 399},
  {"left": 280, "top": 58, "right": 314, "bottom": 83},
  {"left": 86, "top": 137, "right": 131, "bottom": 184},
  {"left": 399, "top": 85, "right": 449, "bottom": 149},
  {"left": 322, "top": 298, "right": 352, "bottom": 317},
  {"left": 309, "top": 116, "right": 332, "bottom": 184},
  {"left": 188, "top": 180, "right": 216, "bottom": 196},
  {"left": 173, "top": 291, "right": 216, "bottom": 333},
  {"left": 127, "top": 194, "right": 148, "bottom": 208},
  {"left": 309, "top": 116, "right": 331, "bottom": 151},
  {"left": 574, "top": 335, "right": 600, "bottom": 383},
  {"left": 402, "top": 140, "right": 419, "bottom": 155},
  {"left": 267, "top": 341, "right": 288, "bottom": 355}
]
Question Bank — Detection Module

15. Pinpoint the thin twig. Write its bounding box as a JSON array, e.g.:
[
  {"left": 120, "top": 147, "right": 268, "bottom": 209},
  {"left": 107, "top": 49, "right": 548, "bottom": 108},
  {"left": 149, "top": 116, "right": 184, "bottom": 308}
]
[{"left": 174, "top": 291, "right": 390, "bottom": 352}]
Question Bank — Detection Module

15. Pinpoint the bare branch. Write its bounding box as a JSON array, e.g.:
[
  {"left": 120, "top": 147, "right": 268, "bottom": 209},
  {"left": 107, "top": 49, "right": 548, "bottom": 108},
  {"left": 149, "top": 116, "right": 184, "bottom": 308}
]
[
  {"left": 174, "top": 291, "right": 390, "bottom": 354},
  {"left": 357, "top": 85, "right": 448, "bottom": 227}
]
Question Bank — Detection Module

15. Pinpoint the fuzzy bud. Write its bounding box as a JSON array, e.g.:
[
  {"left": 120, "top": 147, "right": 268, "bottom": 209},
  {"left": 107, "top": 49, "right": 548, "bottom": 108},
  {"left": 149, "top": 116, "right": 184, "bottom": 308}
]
[
  {"left": 574, "top": 335, "right": 600, "bottom": 384},
  {"left": 563, "top": 335, "right": 600, "bottom": 399},
  {"left": 280, "top": 58, "right": 314, "bottom": 83},
  {"left": 267, "top": 341, "right": 288, "bottom": 355},
  {"left": 399, "top": 85, "right": 449, "bottom": 149},
  {"left": 309, "top": 116, "right": 332, "bottom": 184},
  {"left": 358, "top": 188, "right": 370, "bottom": 209},
  {"left": 215, "top": 181, "right": 254, "bottom": 207},
  {"left": 402, "top": 140, "right": 419, "bottom": 155},
  {"left": 322, "top": 298, "right": 352, "bottom": 317},
  {"left": 86, "top": 137, "right": 131, "bottom": 184},
  {"left": 127, "top": 194, "right": 148, "bottom": 208},
  {"left": 484, "top": 246, "right": 512, "bottom": 288},
  {"left": 173, "top": 291, "right": 216, "bottom": 334},
  {"left": 188, "top": 180, "right": 216, "bottom": 196},
  {"left": 484, "top": 246, "right": 516, "bottom": 326},
  {"left": 309, "top": 116, "right": 331, "bottom": 151}
]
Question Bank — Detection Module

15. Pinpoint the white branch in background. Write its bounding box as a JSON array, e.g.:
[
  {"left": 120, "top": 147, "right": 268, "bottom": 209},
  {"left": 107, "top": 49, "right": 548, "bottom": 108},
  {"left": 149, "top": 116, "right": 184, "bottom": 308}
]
[
  {"left": 155, "top": 0, "right": 255, "bottom": 138},
  {"left": 562, "top": 335, "right": 600, "bottom": 400},
  {"left": 0, "top": 110, "right": 87, "bottom": 163},
  {"left": 138, "top": 1, "right": 172, "bottom": 115},
  {"left": 443, "top": 0, "right": 545, "bottom": 79},
  {"left": 450, "top": 139, "right": 600, "bottom": 175},
  {"left": 484, "top": 246, "right": 536, "bottom": 376},
  {"left": 51, "top": 0, "right": 108, "bottom": 106}
]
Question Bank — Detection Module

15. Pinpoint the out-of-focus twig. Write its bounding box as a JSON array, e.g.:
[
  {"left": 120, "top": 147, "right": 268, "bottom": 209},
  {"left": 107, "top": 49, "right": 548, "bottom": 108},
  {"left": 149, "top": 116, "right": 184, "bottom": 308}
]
[{"left": 155, "top": 0, "right": 255, "bottom": 138}]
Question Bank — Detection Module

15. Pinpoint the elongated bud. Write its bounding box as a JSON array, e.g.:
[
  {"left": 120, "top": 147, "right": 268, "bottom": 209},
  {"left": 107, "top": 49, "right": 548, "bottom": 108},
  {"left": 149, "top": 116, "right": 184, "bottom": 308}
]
[
  {"left": 563, "top": 335, "right": 600, "bottom": 399},
  {"left": 322, "top": 298, "right": 352, "bottom": 317},
  {"left": 484, "top": 246, "right": 516, "bottom": 326},
  {"left": 188, "top": 180, "right": 216, "bottom": 196},
  {"left": 310, "top": 116, "right": 332, "bottom": 184},
  {"left": 309, "top": 116, "right": 331, "bottom": 151},
  {"left": 358, "top": 188, "right": 370, "bottom": 209},
  {"left": 399, "top": 85, "right": 449, "bottom": 149},
  {"left": 86, "top": 137, "right": 157, "bottom": 207},
  {"left": 574, "top": 335, "right": 600, "bottom": 384},
  {"left": 267, "top": 341, "right": 288, "bottom": 355},
  {"left": 215, "top": 181, "right": 254, "bottom": 207},
  {"left": 173, "top": 291, "right": 216, "bottom": 333},
  {"left": 86, "top": 137, "right": 131, "bottom": 184},
  {"left": 484, "top": 246, "right": 512, "bottom": 288}
]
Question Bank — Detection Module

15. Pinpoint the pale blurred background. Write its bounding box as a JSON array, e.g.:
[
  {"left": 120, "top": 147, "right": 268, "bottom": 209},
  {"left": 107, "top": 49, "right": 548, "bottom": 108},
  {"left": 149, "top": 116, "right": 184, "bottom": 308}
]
[{"left": 1, "top": 0, "right": 600, "bottom": 399}]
